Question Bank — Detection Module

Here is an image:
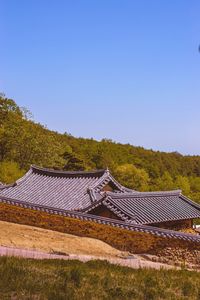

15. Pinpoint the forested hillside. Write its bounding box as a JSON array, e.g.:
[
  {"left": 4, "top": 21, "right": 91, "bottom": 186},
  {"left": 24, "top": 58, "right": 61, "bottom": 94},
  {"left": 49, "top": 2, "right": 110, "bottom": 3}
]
[{"left": 1, "top": 94, "right": 200, "bottom": 203}]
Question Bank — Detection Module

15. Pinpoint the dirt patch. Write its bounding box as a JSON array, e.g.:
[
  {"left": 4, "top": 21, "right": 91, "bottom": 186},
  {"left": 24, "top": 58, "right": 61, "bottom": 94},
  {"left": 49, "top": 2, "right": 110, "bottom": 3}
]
[
  {"left": 0, "top": 220, "right": 127, "bottom": 258},
  {"left": 1, "top": 221, "right": 197, "bottom": 271}
]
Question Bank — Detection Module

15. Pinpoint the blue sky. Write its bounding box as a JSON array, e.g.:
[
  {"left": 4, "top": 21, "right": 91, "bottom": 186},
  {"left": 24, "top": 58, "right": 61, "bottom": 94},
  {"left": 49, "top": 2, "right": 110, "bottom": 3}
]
[{"left": 1, "top": 1, "right": 200, "bottom": 155}]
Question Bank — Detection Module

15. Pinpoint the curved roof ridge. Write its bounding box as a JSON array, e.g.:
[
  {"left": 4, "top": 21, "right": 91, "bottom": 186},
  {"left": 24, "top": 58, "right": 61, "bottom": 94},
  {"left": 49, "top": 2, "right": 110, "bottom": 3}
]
[
  {"left": 15, "top": 168, "right": 33, "bottom": 186},
  {"left": 31, "top": 165, "right": 107, "bottom": 178},
  {"left": 91, "top": 167, "right": 137, "bottom": 192},
  {"left": 108, "top": 173, "right": 136, "bottom": 192},
  {"left": 0, "top": 168, "right": 33, "bottom": 190},
  {"left": 180, "top": 194, "right": 200, "bottom": 210},
  {"left": 90, "top": 171, "right": 130, "bottom": 193},
  {"left": 106, "top": 189, "right": 182, "bottom": 198},
  {"left": 0, "top": 183, "right": 15, "bottom": 190}
]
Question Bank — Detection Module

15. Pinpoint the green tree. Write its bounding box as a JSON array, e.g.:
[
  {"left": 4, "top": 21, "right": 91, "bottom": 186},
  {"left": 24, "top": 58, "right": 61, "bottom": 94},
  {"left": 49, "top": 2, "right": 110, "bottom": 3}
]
[
  {"left": 154, "top": 172, "right": 174, "bottom": 191},
  {"left": 0, "top": 161, "right": 25, "bottom": 184},
  {"left": 174, "top": 176, "right": 190, "bottom": 194},
  {"left": 1, "top": 92, "right": 200, "bottom": 203},
  {"left": 0, "top": 94, "right": 22, "bottom": 124},
  {"left": 114, "top": 164, "right": 149, "bottom": 191},
  {"left": 63, "top": 148, "right": 86, "bottom": 171},
  {"left": 92, "top": 142, "right": 116, "bottom": 170},
  {"left": 189, "top": 177, "right": 200, "bottom": 193}
]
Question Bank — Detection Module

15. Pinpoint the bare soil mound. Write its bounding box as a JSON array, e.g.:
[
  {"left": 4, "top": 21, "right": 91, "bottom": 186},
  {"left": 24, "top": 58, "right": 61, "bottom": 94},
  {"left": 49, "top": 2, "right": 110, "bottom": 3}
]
[{"left": 0, "top": 220, "right": 126, "bottom": 257}]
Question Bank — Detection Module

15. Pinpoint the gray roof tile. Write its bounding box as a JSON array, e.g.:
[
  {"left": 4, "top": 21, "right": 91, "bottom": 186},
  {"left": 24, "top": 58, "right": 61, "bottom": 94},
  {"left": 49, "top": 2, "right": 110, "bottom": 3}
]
[
  {"left": 100, "top": 191, "right": 200, "bottom": 224},
  {"left": 1, "top": 165, "right": 200, "bottom": 225},
  {"left": 0, "top": 165, "right": 127, "bottom": 210}
]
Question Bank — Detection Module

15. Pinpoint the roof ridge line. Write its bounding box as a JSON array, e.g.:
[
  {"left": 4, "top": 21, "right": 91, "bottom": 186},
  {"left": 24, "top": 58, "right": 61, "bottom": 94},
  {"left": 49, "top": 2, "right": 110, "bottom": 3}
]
[
  {"left": 90, "top": 172, "right": 111, "bottom": 190},
  {"left": 107, "top": 173, "right": 129, "bottom": 192},
  {"left": 180, "top": 194, "right": 200, "bottom": 210},
  {"left": 0, "top": 168, "right": 33, "bottom": 189},
  {"left": 106, "top": 189, "right": 182, "bottom": 198},
  {"left": 90, "top": 172, "right": 128, "bottom": 193},
  {"left": 15, "top": 168, "right": 33, "bottom": 186},
  {"left": 0, "top": 183, "right": 15, "bottom": 190},
  {"left": 103, "top": 196, "right": 135, "bottom": 221},
  {"left": 31, "top": 165, "right": 107, "bottom": 177}
]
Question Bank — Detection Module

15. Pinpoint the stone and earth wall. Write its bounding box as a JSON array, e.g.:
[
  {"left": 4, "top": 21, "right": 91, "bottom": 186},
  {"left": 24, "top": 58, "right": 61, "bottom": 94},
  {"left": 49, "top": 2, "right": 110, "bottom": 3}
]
[
  {"left": 152, "top": 219, "right": 193, "bottom": 230},
  {"left": 0, "top": 202, "right": 200, "bottom": 266}
]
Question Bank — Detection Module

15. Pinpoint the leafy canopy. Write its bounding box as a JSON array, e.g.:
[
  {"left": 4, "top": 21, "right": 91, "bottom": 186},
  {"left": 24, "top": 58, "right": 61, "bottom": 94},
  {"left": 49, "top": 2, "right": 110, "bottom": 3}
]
[{"left": 1, "top": 93, "right": 200, "bottom": 204}]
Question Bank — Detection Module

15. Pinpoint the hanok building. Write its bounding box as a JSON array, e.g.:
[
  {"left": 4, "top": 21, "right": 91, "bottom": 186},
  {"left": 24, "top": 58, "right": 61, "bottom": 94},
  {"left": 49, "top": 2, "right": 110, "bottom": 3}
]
[{"left": 0, "top": 165, "right": 200, "bottom": 230}]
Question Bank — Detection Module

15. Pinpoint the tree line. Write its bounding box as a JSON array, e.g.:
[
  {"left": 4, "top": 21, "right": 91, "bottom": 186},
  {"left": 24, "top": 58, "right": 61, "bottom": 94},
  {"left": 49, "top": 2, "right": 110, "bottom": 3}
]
[{"left": 1, "top": 94, "right": 200, "bottom": 203}]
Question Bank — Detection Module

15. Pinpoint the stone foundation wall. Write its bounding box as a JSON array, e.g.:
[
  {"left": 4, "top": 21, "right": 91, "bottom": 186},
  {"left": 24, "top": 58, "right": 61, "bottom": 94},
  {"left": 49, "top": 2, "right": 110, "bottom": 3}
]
[
  {"left": 0, "top": 202, "right": 200, "bottom": 255},
  {"left": 152, "top": 219, "right": 193, "bottom": 231}
]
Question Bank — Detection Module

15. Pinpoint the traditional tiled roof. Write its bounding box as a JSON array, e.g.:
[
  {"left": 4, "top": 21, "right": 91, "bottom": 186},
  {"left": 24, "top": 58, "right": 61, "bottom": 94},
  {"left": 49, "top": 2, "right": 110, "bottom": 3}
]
[
  {"left": 0, "top": 165, "right": 129, "bottom": 211},
  {"left": 84, "top": 190, "right": 200, "bottom": 224},
  {"left": 1, "top": 165, "right": 200, "bottom": 225}
]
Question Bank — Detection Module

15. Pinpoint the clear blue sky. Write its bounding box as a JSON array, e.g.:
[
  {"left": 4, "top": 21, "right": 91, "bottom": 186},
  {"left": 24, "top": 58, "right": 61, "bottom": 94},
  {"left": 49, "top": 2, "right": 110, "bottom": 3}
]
[{"left": 1, "top": 1, "right": 200, "bottom": 155}]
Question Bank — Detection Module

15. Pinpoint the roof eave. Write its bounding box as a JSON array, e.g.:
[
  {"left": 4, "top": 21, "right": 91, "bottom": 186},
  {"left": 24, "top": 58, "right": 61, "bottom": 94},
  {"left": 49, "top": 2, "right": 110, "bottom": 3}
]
[{"left": 31, "top": 165, "right": 107, "bottom": 178}]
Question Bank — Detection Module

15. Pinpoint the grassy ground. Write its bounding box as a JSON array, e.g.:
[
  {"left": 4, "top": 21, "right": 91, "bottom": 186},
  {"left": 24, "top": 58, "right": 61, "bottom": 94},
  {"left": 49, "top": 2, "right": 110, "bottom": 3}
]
[{"left": 0, "top": 256, "right": 200, "bottom": 300}]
